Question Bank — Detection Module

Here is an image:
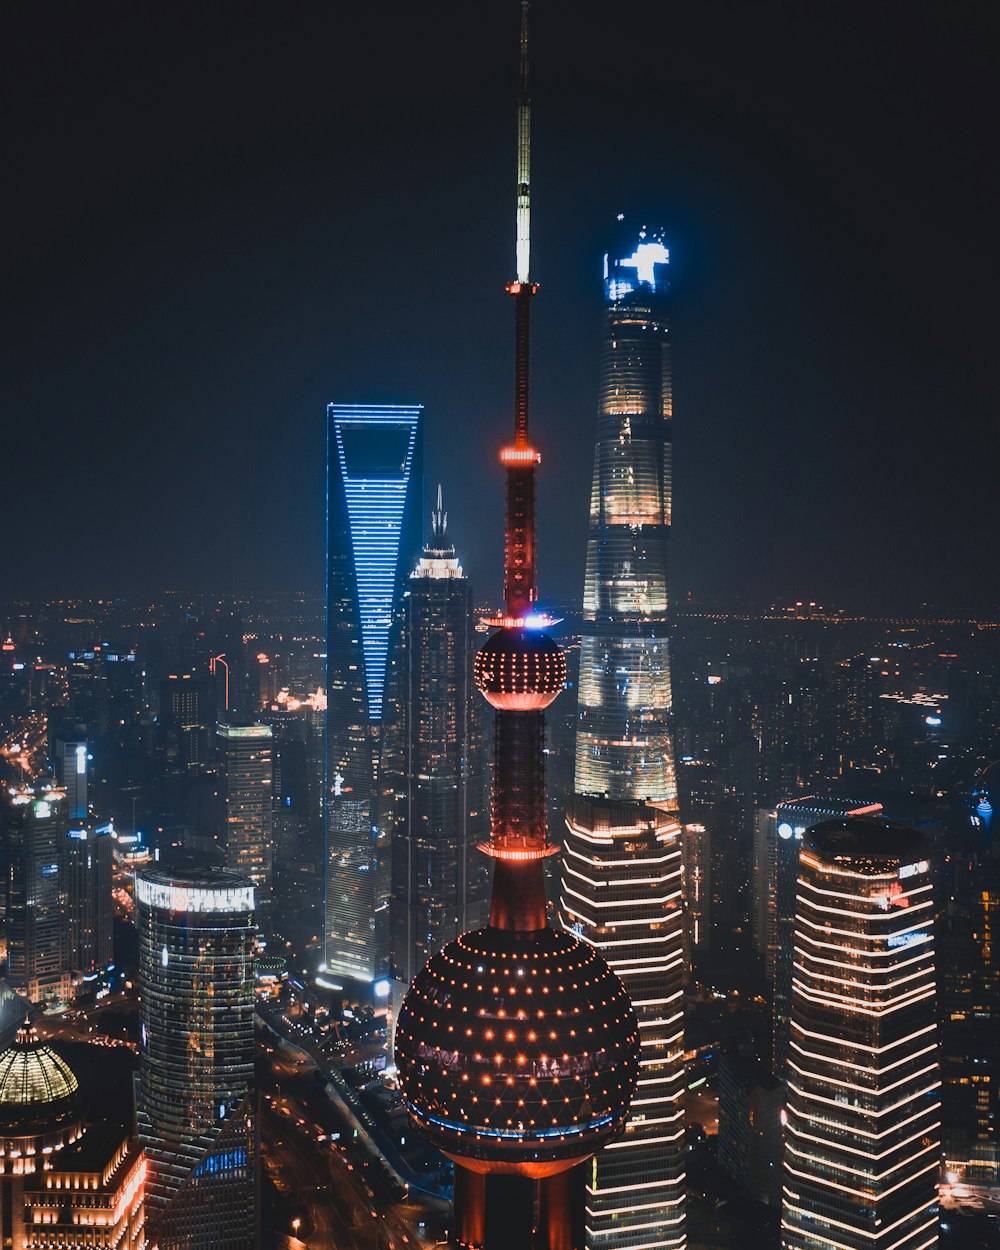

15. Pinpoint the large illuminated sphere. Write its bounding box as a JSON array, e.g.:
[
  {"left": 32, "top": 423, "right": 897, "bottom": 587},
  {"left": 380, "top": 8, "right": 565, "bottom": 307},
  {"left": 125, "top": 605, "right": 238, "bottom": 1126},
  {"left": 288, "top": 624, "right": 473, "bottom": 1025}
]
[
  {"left": 394, "top": 925, "right": 640, "bottom": 1176},
  {"left": 474, "top": 627, "right": 566, "bottom": 712}
]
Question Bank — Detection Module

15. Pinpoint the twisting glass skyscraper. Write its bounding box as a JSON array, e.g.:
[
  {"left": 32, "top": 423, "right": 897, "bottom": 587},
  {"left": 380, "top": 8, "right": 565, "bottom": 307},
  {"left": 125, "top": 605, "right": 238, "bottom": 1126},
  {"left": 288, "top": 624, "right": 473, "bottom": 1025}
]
[
  {"left": 325, "top": 402, "right": 423, "bottom": 984},
  {"left": 561, "top": 221, "right": 685, "bottom": 1250},
  {"left": 781, "top": 817, "right": 940, "bottom": 1250},
  {"left": 575, "top": 220, "right": 673, "bottom": 805}
]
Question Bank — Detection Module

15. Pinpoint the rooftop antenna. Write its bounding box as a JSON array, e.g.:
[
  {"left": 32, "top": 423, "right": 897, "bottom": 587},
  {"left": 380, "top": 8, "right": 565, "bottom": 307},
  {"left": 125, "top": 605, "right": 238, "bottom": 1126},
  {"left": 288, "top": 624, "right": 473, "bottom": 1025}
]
[
  {"left": 431, "top": 483, "right": 447, "bottom": 540},
  {"left": 501, "top": 0, "right": 540, "bottom": 618}
]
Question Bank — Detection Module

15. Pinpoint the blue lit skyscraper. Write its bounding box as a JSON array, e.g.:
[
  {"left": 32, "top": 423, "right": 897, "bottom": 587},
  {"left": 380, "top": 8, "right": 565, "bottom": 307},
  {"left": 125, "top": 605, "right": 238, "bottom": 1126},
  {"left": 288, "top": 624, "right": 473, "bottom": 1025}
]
[{"left": 325, "top": 403, "right": 423, "bottom": 985}]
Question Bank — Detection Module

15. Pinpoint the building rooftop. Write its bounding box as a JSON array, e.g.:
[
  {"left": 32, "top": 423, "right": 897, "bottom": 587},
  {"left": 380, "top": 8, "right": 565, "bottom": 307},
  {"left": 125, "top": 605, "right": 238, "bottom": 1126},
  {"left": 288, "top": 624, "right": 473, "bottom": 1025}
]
[{"left": 806, "top": 816, "right": 926, "bottom": 867}]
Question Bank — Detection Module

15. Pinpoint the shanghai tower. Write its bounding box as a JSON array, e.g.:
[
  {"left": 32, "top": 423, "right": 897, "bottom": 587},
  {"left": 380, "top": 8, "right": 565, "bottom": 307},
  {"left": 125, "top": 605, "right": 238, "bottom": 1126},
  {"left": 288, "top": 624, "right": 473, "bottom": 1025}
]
[{"left": 560, "top": 223, "right": 686, "bottom": 1250}]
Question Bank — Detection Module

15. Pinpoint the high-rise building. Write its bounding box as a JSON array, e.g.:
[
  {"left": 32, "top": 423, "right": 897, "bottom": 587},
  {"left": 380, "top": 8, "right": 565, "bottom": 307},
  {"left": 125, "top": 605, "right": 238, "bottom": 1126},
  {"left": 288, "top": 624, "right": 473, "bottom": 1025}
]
[
  {"left": 3, "top": 787, "right": 70, "bottom": 1005},
  {"left": 65, "top": 821, "right": 114, "bottom": 978},
  {"left": 560, "top": 219, "right": 686, "bottom": 1250},
  {"left": 159, "top": 675, "right": 213, "bottom": 771},
  {"left": 395, "top": 13, "right": 641, "bottom": 1246},
  {"left": 389, "top": 491, "right": 488, "bottom": 990},
  {"left": 938, "top": 830, "right": 1000, "bottom": 1182},
  {"left": 562, "top": 798, "right": 686, "bottom": 1249},
  {"left": 0, "top": 1026, "right": 146, "bottom": 1249},
  {"left": 325, "top": 401, "right": 423, "bottom": 986},
  {"left": 574, "top": 217, "right": 673, "bottom": 806},
  {"left": 54, "top": 738, "right": 89, "bottom": 820},
  {"left": 217, "top": 723, "right": 274, "bottom": 924},
  {"left": 681, "top": 822, "right": 711, "bottom": 957},
  {"left": 717, "top": 1055, "right": 783, "bottom": 1207},
  {"left": 780, "top": 816, "right": 940, "bottom": 1250},
  {"left": 135, "top": 865, "right": 256, "bottom": 1248},
  {"left": 760, "top": 796, "right": 882, "bottom": 1076}
]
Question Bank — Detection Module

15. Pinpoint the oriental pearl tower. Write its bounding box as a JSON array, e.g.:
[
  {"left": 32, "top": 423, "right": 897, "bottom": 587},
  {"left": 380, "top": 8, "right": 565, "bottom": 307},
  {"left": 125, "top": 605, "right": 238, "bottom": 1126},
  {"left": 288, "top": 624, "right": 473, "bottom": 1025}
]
[{"left": 393, "top": 7, "right": 641, "bottom": 1250}]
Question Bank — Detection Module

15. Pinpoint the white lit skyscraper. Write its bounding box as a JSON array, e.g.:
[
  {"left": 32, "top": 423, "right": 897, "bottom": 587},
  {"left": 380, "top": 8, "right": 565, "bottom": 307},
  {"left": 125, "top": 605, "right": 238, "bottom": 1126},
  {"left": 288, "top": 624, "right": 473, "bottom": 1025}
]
[
  {"left": 560, "top": 220, "right": 685, "bottom": 1250},
  {"left": 325, "top": 402, "right": 423, "bottom": 986},
  {"left": 760, "top": 796, "right": 883, "bottom": 1076},
  {"left": 781, "top": 816, "right": 940, "bottom": 1250}
]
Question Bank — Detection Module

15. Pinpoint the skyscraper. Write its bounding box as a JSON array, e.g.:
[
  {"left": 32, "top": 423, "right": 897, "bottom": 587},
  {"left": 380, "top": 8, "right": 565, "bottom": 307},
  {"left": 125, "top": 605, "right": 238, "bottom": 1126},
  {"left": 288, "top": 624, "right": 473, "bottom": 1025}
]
[
  {"left": 65, "top": 820, "right": 114, "bottom": 978},
  {"left": 389, "top": 490, "right": 488, "bottom": 990},
  {"left": 217, "top": 722, "right": 274, "bottom": 925},
  {"left": 560, "top": 220, "right": 686, "bottom": 1250},
  {"left": 395, "top": 11, "right": 641, "bottom": 1247},
  {"left": 325, "top": 401, "right": 423, "bottom": 986},
  {"left": 3, "top": 786, "right": 70, "bottom": 1005},
  {"left": 760, "top": 796, "right": 882, "bottom": 1077},
  {"left": 135, "top": 865, "right": 256, "bottom": 1248},
  {"left": 781, "top": 816, "right": 940, "bottom": 1250},
  {"left": 574, "top": 218, "right": 673, "bottom": 806}
]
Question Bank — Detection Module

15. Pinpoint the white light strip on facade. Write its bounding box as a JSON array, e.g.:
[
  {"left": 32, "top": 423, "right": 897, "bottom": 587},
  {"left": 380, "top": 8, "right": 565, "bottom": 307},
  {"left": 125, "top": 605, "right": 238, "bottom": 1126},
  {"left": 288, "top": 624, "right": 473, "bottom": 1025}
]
[
  {"left": 785, "top": 1153, "right": 939, "bottom": 1203},
  {"left": 135, "top": 878, "right": 254, "bottom": 914},
  {"left": 789, "top": 1020, "right": 935, "bottom": 1055},
  {"left": 787, "top": 1076, "right": 940, "bottom": 1120},
  {"left": 786, "top": 1117, "right": 940, "bottom": 1164}
]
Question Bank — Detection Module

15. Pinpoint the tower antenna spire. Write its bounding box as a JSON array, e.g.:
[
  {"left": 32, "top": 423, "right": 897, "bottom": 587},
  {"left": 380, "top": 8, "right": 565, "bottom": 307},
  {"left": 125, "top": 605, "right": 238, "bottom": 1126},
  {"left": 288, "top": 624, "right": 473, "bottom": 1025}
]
[
  {"left": 502, "top": 0, "right": 540, "bottom": 615},
  {"left": 515, "top": 0, "right": 531, "bottom": 285}
]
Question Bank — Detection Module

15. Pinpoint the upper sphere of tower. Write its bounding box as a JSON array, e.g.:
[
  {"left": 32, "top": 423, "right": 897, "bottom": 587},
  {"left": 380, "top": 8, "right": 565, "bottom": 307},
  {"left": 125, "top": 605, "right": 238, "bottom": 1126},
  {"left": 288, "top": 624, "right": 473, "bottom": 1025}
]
[{"left": 474, "top": 627, "right": 566, "bottom": 711}]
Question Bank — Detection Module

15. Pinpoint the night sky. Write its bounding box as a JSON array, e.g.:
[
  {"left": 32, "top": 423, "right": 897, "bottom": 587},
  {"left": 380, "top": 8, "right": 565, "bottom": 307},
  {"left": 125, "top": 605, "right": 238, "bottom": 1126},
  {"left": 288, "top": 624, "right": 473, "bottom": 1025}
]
[{"left": 4, "top": 3, "right": 998, "bottom": 612}]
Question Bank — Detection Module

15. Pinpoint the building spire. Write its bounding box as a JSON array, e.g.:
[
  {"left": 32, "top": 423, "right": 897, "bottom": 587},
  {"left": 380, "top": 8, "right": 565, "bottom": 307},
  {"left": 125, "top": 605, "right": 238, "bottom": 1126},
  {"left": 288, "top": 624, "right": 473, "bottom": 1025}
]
[
  {"left": 501, "top": 0, "right": 540, "bottom": 616},
  {"left": 515, "top": 0, "right": 531, "bottom": 285},
  {"left": 431, "top": 483, "right": 447, "bottom": 541}
]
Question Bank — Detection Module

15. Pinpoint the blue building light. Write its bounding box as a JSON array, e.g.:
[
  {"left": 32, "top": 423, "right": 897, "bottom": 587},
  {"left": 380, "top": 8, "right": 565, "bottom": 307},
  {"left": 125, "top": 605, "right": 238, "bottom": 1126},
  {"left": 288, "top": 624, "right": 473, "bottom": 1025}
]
[
  {"left": 604, "top": 222, "right": 670, "bottom": 302},
  {"left": 329, "top": 404, "right": 422, "bottom": 722}
]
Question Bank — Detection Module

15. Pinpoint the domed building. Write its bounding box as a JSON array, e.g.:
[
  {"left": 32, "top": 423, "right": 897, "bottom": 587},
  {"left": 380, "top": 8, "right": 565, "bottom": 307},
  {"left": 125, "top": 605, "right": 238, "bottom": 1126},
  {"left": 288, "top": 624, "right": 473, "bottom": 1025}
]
[{"left": 0, "top": 1026, "right": 145, "bottom": 1250}]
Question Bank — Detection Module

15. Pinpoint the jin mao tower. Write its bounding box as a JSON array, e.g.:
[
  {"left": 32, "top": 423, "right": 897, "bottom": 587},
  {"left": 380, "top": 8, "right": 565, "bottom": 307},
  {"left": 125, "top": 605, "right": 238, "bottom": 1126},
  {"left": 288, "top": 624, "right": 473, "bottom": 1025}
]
[
  {"left": 395, "top": 9, "right": 641, "bottom": 1248},
  {"left": 389, "top": 490, "right": 488, "bottom": 991},
  {"left": 560, "top": 224, "right": 686, "bottom": 1250}
]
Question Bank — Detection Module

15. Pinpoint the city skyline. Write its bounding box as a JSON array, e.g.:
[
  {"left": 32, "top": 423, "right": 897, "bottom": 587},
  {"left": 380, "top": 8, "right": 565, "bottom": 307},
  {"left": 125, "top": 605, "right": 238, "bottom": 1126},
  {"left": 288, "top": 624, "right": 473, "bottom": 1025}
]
[
  {"left": 1, "top": 5, "right": 999, "bottom": 1249},
  {"left": 4, "top": 5, "right": 998, "bottom": 613}
]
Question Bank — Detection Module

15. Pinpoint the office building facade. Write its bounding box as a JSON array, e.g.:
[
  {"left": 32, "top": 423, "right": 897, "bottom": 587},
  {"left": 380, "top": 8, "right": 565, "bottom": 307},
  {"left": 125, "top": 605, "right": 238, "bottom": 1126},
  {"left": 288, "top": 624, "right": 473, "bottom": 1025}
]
[
  {"left": 325, "top": 402, "right": 423, "bottom": 985},
  {"left": 562, "top": 797, "right": 686, "bottom": 1250},
  {"left": 135, "top": 865, "right": 256, "bottom": 1248},
  {"left": 65, "top": 822, "right": 114, "bottom": 978},
  {"left": 3, "top": 788, "right": 70, "bottom": 1005},
  {"left": 389, "top": 495, "right": 488, "bottom": 989},
  {"left": 561, "top": 221, "right": 686, "bottom": 1250},
  {"left": 217, "top": 723, "right": 274, "bottom": 924},
  {"left": 760, "top": 796, "right": 882, "bottom": 1076},
  {"left": 781, "top": 816, "right": 940, "bottom": 1250}
]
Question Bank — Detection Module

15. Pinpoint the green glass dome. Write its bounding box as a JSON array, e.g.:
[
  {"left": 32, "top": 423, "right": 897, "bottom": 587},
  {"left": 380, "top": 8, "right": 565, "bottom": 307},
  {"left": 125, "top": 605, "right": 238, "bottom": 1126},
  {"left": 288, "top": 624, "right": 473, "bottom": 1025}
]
[{"left": 0, "top": 1026, "right": 80, "bottom": 1137}]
